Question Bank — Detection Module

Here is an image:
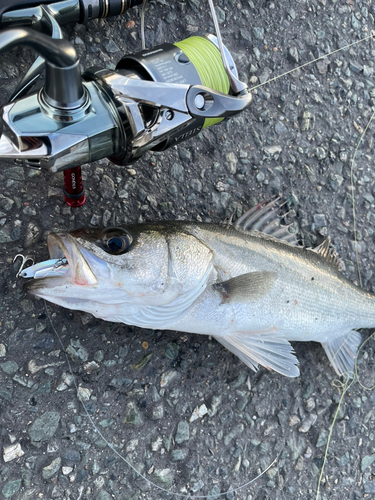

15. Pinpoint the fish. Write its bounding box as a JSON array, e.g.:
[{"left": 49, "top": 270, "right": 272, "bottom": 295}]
[{"left": 22, "top": 199, "right": 374, "bottom": 378}]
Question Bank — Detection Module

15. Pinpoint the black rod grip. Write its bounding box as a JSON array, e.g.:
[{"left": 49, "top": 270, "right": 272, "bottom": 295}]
[
  {"left": 79, "top": 0, "right": 147, "bottom": 23},
  {"left": 100, "top": 0, "right": 146, "bottom": 18}
]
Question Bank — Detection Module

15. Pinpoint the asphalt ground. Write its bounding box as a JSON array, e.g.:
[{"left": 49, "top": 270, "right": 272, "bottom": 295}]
[{"left": 1, "top": 1, "right": 375, "bottom": 499}]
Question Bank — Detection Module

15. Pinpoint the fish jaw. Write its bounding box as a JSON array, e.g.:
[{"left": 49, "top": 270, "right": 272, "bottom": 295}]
[
  {"left": 49, "top": 233, "right": 98, "bottom": 286},
  {"left": 25, "top": 232, "right": 100, "bottom": 302}
]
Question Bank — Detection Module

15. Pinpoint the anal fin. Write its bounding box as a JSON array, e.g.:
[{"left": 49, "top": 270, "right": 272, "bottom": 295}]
[
  {"left": 214, "top": 330, "right": 300, "bottom": 377},
  {"left": 214, "top": 335, "right": 259, "bottom": 372},
  {"left": 321, "top": 330, "right": 362, "bottom": 377}
]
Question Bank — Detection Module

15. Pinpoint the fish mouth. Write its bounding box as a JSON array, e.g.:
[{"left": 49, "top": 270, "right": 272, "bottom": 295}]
[{"left": 25, "top": 233, "right": 98, "bottom": 294}]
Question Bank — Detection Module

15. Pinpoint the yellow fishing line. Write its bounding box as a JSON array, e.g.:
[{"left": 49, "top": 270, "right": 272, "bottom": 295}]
[{"left": 175, "top": 37, "right": 230, "bottom": 128}]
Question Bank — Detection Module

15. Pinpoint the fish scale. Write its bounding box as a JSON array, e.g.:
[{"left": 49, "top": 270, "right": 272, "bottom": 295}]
[{"left": 23, "top": 200, "right": 375, "bottom": 378}]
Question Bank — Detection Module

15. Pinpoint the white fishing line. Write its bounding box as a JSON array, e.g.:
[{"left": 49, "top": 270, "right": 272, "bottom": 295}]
[
  {"left": 249, "top": 32, "right": 375, "bottom": 92},
  {"left": 247, "top": 27, "right": 375, "bottom": 299},
  {"left": 349, "top": 106, "right": 375, "bottom": 287},
  {"left": 44, "top": 300, "right": 279, "bottom": 498},
  {"left": 141, "top": 0, "right": 149, "bottom": 50}
]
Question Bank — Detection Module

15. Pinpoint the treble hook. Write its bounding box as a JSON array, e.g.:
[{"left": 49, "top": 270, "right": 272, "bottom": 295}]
[{"left": 13, "top": 254, "right": 34, "bottom": 278}]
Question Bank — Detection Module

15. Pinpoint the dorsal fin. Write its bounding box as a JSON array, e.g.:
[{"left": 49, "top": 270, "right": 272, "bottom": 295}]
[
  {"left": 233, "top": 198, "right": 298, "bottom": 246},
  {"left": 312, "top": 237, "right": 344, "bottom": 271}
]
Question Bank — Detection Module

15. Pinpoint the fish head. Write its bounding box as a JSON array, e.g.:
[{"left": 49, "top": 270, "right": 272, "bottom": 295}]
[{"left": 25, "top": 223, "right": 213, "bottom": 319}]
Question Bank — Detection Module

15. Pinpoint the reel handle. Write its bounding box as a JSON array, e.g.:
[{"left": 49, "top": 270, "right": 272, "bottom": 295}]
[
  {"left": 0, "top": 28, "right": 84, "bottom": 108},
  {"left": 0, "top": 1, "right": 63, "bottom": 19}
]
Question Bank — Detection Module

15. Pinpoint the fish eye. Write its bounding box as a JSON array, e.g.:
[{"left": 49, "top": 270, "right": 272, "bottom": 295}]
[{"left": 100, "top": 228, "right": 133, "bottom": 255}]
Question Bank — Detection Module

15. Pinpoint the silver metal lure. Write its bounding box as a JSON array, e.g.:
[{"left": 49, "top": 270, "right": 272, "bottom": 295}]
[{"left": 15, "top": 256, "right": 68, "bottom": 279}]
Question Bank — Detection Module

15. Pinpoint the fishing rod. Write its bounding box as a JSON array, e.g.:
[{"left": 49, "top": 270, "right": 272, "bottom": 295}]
[{"left": 0, "top": 0, "right": 252, "bottom": 207}]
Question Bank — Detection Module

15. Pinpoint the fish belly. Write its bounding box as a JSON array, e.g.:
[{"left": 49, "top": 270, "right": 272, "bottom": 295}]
[{"left": 172, "top": 272, "right": 368, "bottom": 343}]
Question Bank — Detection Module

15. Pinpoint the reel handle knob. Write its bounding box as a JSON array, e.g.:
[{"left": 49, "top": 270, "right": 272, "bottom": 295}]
[{"left": 64, "top": 167, "right": 86, "bottom": 208}]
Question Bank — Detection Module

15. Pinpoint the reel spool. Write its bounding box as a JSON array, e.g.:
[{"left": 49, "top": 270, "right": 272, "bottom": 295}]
[
  {"left": 115, "top": 34, "right": 235, "bottom": 150},
  {"left": 175, "top": 36, "right": 230, "bottom": 128}
]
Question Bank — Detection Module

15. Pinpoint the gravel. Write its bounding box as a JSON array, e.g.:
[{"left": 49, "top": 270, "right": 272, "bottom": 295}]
[{"left": 1, "top": 1, "right": 375, "bottom": 499}]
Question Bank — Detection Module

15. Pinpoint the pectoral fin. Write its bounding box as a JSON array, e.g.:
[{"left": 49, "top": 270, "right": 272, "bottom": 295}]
[
  {"left": 214, "top": 330, "right": 300, "bottom": 377},
  {"left": 213, "top": 271, "right": 276, "bottom": 303},
  {"left": 321, "top": 330, "right": 361, "bottom": 377}
]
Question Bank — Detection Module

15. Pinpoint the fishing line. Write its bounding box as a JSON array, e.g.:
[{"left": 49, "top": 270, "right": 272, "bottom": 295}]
[
  {"left": 315, "top": 331, "right": 375, "bottom": 499},
  {"left": 140, "top": 0, "right": 148, "bottom": 50},
  {"left": 249, "top": 32, "right": 375, "bottom": 92},
  {"left": 44, "top": 300, "right": 279, "bottom": 498},
  {"left": 315, "top": 373, "right": 354, "bottom": 500},
  {"left": 349, "top": 106, "right": 375, "bottom": 287}
]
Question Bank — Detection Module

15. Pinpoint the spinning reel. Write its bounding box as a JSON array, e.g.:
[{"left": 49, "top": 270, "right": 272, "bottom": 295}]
[{"left": 0, "top": 0, "right": 252, "bottom": 206}]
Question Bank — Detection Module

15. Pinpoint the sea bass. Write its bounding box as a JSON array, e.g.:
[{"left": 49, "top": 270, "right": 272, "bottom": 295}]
[{"left": 23, "top": 200, "right": 374, "bottom": 378}]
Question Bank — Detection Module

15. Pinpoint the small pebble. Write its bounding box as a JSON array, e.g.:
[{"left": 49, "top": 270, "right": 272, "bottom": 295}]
[
  {"left": 151, "top": 436, "right": 163, "bottom": 452},
  {"left": 299, "top": 413, "right": 317, "bottom": 433},
  {"left": 160, "top": 370, "right": 180, "bottom": 387},
  {"left": 83, "top": 361, "right": 100, "bottom": 373},
  {"left": 175, "top": 421, "right": 190, "bottom": 444},
  {"left": 0, "top": 361, "right": 18, "bottom": 375},
  {"left": 305, "top": 398, "right": 316, "bottom": 412},
  {"left": 29, "top": 412, "right": 60, "bottom": 442},
  {"left": 190, "top": 404, "right": 208, "bottom": 422},
  {"left": 77, "top": 386, "right": 92, "bottom": 401},
  {"left": 289, "top": 415, "right": 301, "bottom": 427},
  {"left": 42, "top": 457, "right": 61, "bottom": 480},
  {"left": 3, "top": 443, "right": 24, "bottom": 462}
]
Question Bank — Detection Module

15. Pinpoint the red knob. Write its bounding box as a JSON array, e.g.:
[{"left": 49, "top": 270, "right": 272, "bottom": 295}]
[{"left": 63, "top": 166, "right": 86, "bottom": 207}]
